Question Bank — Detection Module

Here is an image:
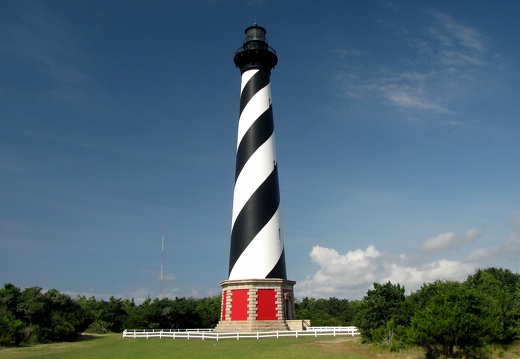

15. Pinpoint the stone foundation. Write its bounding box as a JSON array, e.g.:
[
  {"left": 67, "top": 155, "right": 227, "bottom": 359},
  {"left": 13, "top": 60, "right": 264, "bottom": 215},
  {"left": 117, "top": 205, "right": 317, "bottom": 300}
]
[
  {"left": 214, "top": 278, "right": 296, "bottom": 332},
  {"left": 214, "top": 320, "right": 291, "bottom": 332},
  {"left": 286, "top": 319, "right": 311, "bottom": 331}
]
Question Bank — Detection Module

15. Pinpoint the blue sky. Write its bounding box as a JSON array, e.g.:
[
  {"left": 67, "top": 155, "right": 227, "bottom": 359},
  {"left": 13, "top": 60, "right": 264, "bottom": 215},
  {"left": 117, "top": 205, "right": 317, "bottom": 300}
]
[{"left": 1, "top": 0, "right": 519, "bottom": 302}]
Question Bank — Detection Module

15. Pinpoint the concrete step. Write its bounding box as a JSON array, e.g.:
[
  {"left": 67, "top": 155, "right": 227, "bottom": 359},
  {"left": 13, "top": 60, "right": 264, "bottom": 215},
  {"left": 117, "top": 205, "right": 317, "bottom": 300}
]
[{"left": 214, "top": 320, "right": 291, "bottom": 333}]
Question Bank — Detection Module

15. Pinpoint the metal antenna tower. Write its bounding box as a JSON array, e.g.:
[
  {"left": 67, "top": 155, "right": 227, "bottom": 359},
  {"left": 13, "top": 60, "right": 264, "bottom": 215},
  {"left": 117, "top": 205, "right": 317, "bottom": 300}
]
[{"left": 160, "top": 223, "right": 164, "bottom": 298}]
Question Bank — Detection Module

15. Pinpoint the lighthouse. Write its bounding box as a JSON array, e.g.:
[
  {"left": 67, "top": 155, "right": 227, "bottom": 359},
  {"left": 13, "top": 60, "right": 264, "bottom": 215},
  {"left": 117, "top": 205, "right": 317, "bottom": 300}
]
[{"left": 215, "top": 24, "right": 296, "bottom": 332}]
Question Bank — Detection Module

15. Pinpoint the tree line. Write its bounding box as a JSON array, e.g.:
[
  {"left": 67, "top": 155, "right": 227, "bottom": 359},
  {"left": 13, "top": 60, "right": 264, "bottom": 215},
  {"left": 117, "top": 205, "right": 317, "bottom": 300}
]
[
  {"left": 1, "top": 267, "right": 519, "bottom": 357},
  {"left": 353, "top": 267, "right": 520, "bottom": 357},
  {"left": 0, "top": 286, "right": 221, "bottom": 347}
]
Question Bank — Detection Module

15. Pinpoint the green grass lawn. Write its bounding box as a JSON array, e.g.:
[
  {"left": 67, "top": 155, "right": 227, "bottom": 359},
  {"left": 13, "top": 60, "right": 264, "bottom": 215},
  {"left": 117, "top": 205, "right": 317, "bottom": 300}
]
[
  {"left": 0, "top": 334, "right": 377, "bottom": 359},
  {"left": 3, "top": 334, "right": 519, "bottom": 359}
]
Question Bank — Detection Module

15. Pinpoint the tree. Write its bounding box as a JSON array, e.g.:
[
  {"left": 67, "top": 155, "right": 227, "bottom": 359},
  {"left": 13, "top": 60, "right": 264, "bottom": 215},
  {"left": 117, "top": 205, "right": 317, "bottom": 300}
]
[
  {"left": 0, "top": 283, "right": 24, "bottom": 346},
  {"left": 408, "top": 280, "right": 500, "bottom": 357},
  {"left": 513, "top": 282, "right": 520, "bottom": 339},
  {"left": 169, "top": 297, "right": 201, "bottom": 329},
  {"left": 196, "top": 295, "right": 221, "bottom": 328},
  {"left": 295, "top": 297, "right": 354, "bottom": 326},
  {"left": 41, "top": 289, "right": 88, "bottom": 342},
  {"left": 122, "top": 297, "right": 149, "bottom": 330},
  {"left": 0, "top": 306, "right": 24, "bottom": 346},
  {"left": 355, "top": 281, "right": 406, "bottom": 342},
  {"left": 96, "top": 297, "right": 129, "bottom": 332},
  {"left": 0, "top": 285, "right": 89, "bottom": 346},
  {"left": 0, "top": 283, "right": 21, "bottom": 313},
  {"left": 465, "top": 267, "right": 520, "bottom": 343},
  {"left": 76, "top": 295, "right": 107, "bottom": 333}
]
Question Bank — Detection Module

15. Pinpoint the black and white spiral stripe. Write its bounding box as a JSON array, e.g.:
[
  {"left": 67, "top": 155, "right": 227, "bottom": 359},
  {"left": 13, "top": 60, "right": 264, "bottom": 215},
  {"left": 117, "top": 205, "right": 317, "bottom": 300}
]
[{"left": 228, "top": 68, "right": 287, "bottom": 280}]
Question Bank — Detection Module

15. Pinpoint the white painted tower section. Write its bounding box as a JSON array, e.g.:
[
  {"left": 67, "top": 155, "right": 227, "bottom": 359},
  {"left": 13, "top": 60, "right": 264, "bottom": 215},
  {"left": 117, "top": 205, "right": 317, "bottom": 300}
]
[{"left": 229, "top": 68, "right": 284, "bottom": 280}]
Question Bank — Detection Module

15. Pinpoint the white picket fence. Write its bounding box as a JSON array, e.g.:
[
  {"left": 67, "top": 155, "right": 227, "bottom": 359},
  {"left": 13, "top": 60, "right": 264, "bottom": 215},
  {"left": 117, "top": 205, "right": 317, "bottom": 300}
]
[{"left": 122, "top": 326, "right": 359, "bottom": 341}]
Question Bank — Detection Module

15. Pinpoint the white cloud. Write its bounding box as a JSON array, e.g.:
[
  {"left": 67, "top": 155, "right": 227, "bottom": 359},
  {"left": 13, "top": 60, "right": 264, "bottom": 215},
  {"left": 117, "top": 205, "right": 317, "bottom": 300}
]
[
  {"left": 467, "top": 233, "right": 520, "bottom": 262},
  {"left": 440, "top": 50, "right": 486, "bottom": 67},
  {"left": 296, "top": 244, "right": 476, "bottom": 300},
  {"left": 384, "top": 88, "right": 453, "bottom": 114},
  {"left": 420, "top": 228, "right": 481, "bottom": 252},
  {"left": 466, "top": 246, "right": 500, "bottom": 262},
  {"left": 428, "top": 9, "right": 486, "bottom": 53},
  {"left": 162, "top": 273, "right": 176, "bottom": 281},
  {"left": 294, "top": 227, "right": 520, "bottom": 300},
  {"left": 310, "top": 244, "right": 380, "bottom": 266},
  {"left": 332, "top": 9, "right": 492, "bottom": 122}
]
